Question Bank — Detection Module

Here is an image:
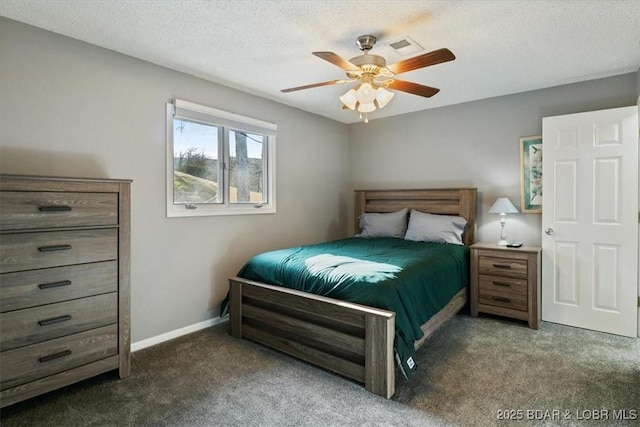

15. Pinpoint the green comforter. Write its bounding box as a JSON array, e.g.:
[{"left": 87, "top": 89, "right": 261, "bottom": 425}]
[{"left": 228, "top": 237, "right": 469, "bottom": 378}]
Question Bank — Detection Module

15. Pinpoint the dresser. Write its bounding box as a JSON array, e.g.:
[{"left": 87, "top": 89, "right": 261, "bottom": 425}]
[
  {"left": 470, "top": 243, "right": 541, "bottom": 329},
  {"left": 0, "top": 175, "right": 131, "bottom": 407}
]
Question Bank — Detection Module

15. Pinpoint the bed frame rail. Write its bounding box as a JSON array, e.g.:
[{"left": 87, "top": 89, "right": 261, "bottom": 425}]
[{"left": 229, "top": 277, "right": 395, "bottom": 398}]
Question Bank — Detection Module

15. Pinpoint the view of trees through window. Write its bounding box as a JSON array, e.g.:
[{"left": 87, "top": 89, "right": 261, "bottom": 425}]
[
  {"left": 229, "top": 130, "right": 264, "bottom": 204},
  {"left": 173, "top": 119, "right": 264, "bottom": 204}
]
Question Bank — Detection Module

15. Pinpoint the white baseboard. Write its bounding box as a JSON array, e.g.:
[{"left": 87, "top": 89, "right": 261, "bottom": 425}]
[{"left": 131, "top": 316, "right": 229, "bottom": 352}]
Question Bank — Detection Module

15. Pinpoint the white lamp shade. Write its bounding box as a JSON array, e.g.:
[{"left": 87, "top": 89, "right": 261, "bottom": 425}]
[
  {"left": 375, "top": 87, "right": 394, "bottom": 109},
  {"left": 357, "top": 102, "right": 376, "bottom": 113},
  {"left": 356, "top": 82, "right": 376, "bottom": 104},
  {"left": 339, "top": 89, "right": 357, "bottom": 110},
  {"left": 489, "top": 197, "right": 519, "bottom": 214}
]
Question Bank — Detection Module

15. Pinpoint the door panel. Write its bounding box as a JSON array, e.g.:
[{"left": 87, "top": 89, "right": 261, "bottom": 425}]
[
  {"left": 554, "top": 161, "right": 577, "bottom": 221},
  {"left": 542, "top": 106, "right": 638, "bottom": 337},
  {"left": 593, "top": 244, "right": 618, "bottom": 311},
  {"left": 554, "top": 242, "right": 579, "bottom": 305},
  {"left": 593, "top": 158, "right": 620, "bottom": 223}
]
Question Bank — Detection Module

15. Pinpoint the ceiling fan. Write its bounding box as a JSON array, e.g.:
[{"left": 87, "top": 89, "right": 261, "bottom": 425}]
[{"left": 281, "top": 34, "right": 455, "bottom": 121}]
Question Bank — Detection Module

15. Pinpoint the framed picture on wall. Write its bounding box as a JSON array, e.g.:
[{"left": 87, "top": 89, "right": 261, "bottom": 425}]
[{"left": 520, "top": 135, "right": 542, "bottom": 213}]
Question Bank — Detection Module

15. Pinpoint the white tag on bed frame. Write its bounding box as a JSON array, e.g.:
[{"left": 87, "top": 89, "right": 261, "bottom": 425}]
[{"left": 407, "top": 357, "right": 415, "bottom": 369}]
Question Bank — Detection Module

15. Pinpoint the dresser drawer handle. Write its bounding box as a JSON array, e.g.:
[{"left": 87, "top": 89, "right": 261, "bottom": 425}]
[
  {"left": 38, "top": 245, "right": 72, "bottom": 253},
  {"left": 39, "top": 349, "right": 72, "bottom": 363},
  {"left": 493, "top": 263, "right": 511, "bottom": 269},
  {"left": 38, "top": 205, "right": 72, "bottom": 212},
  {"left": 38, "top": 315, "right": 72, "bottom": 326},
  {"left": 38, "top": 280, "right": 72, "bottom": 289},
  {"left": 492, "top": 296, "right": 512, "bottom": 303},
  {"left": 492, "top": 281, "right": 511, "bottom": 287}
]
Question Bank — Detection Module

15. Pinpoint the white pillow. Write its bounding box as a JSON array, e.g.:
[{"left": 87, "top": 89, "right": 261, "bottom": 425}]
[
  {"left": 404, "top": 210, "right": 467, "bottom": 245},
  {"left": 358, "top": 208, "right": 408, "bottom": 238}
]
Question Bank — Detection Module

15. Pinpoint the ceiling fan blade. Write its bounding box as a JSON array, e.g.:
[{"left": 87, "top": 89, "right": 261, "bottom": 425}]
[
  {"left": 388, "top": 80, "right": 440, "bottom": 98},
  {"left": 281, "top": 79, "right": 347, "bottom": 93},
  {"left": 312, "top": 52, "right": 360, "bottom": 71},
  {"left": 387, "top": 48, "right": 455, "bottom": 75}
]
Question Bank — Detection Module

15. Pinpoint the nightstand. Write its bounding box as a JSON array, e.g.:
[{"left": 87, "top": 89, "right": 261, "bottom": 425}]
[{"left": 470, "top": 243, "right": 542, "bottom": 329}]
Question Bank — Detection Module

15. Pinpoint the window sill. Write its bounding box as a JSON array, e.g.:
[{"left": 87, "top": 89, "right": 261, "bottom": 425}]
[{"left": 166, "top": 206, "right": 276, "bottom": 218}]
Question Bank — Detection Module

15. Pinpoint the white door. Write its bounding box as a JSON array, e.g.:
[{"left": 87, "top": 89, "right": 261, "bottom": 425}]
[{"left": 541, "top": 105, "right": 638, "bottom": 337}]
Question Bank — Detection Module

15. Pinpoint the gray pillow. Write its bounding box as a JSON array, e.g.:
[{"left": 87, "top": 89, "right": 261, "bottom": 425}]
[
  {"left": 358, "top": 208, "right": 408, "bottom": 238},
  {"left": 404, "top": 210, "right": 467, "bottom": 245}
]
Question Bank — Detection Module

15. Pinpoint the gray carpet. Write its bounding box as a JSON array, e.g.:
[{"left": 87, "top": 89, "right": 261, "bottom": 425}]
[{"left": 1, "top": 314, "right": 638, "bottom": 426}]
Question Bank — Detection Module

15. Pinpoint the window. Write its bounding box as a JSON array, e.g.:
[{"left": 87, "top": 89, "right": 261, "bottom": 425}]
[{"left": 166, "top": 99, "right": 276, "bottom": 217}]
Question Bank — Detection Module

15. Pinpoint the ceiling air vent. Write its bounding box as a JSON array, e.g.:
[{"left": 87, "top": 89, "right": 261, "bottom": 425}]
[{"left": 387, "top": 36, "right": 424, "bottom": 56}]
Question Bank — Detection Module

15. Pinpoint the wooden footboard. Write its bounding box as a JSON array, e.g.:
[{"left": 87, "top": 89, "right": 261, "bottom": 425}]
[{"left": 229, "top": 277, "right": 395, "bottom": 398}]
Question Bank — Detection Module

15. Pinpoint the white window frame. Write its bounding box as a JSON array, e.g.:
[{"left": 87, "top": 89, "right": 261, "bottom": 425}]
[{"left": 166, "top": 99, "right": 276, "bottom": 217}]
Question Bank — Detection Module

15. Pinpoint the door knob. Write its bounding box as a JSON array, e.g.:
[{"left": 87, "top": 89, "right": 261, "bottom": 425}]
[{"left": 544, "top": 228, "right": 555, "bottom": 235}]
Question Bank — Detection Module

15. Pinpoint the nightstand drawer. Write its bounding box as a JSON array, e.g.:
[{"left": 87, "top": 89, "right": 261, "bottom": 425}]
[
  {"left": 478, "top": 256, "right": 528, "bottom": 278},
  {"left": 479, "top": 288, "right": 527, "bottom": 311},
  {"left": 478, "top": 274, "right": 528, "bottom": 296}
]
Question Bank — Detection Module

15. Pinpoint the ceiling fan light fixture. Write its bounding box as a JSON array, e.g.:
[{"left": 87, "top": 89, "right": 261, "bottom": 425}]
[
  {"left": 282, "top": 35, "right": 455, "bottom": 124},
  {"left": 339, "top": 88, "right": 358, "bottom": 110},
  {"left": 375, "top": 87, "right": 394, "bottom": 109}
]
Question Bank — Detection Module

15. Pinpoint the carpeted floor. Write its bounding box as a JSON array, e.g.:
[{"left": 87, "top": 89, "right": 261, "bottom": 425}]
[{"left": 1, "top": 314, "right": 638, "bottom": 426}]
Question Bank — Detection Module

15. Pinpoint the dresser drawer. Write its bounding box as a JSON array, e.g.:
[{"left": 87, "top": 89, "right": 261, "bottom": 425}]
[
  {"left": 478, "top": 256, "right": 528, "bottom": 278},
  {"left": 0, "top": 324, "right": 117, "bottom": 391},
  {"left": 478, "top": 274, "right": 528, "bottom": 296},
  {"left": 0, "top": 293, "right": 117, "bottom": 351},
  {"left": 0, "top": 228, "right": 117, "bottom": 273},
  {"left": 0, "top": 261, "right": 117, "bottom": 313},
  {"left": 0, "top": 191, "right": 118, "bottom": 231}
]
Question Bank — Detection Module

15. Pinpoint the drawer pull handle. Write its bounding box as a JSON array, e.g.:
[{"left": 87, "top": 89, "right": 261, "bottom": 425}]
[
  {"left": 492, "top": 281, "right": 511, "bottom": 287},
  {"left": 38, "top": 280, "right": 72, "bottom": 289},
  {"left": 38, "top": 205, "right": 72, "bottom": 212},
  {"left": 38, "top": 245, "right": 72, "bottom": 253},
  {"left": 492, "top": 296, "right": 512, "bottom": 303},
  {"left": 38, "top": 315, "right": 72, "bottom": 326},
  {"left": 39, "top": 350, "right": 72, "bottom": 363},
  {"left": 493, "top": 263, "right": 511, "bottom": 269}
]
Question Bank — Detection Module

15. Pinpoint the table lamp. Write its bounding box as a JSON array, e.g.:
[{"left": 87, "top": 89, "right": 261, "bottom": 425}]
[{"left": 488, "top": 197, "right": 519, "bottom": 245}]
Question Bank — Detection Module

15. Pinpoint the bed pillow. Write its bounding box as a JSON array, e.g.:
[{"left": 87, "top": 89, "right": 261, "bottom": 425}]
[
  {"left": 404, "top": 210, "right": 467, "bottom": 245},
  {"left": 358, "top": 208, "right": 408, "bottom": 238}
]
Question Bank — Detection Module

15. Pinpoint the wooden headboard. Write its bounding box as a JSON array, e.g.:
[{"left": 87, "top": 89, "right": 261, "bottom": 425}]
[{"left": 354, "top": 188, "right": 478, "bottom": 246}]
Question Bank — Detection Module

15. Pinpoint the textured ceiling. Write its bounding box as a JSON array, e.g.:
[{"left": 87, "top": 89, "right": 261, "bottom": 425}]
[{"left": 1, "top": 0, "right": 639, "bottom": 124}]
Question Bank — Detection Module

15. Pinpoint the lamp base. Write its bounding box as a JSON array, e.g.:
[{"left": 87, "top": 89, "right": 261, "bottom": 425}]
[{"left": 496, "top": 240, "right": 509, "bottom": 246}]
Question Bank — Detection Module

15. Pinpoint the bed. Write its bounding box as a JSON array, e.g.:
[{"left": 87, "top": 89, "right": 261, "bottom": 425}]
[{"left": 227, "top": 188, "right": 477, "bottom": 398}]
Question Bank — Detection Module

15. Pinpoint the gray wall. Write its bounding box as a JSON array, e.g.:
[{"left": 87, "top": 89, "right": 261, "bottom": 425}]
[
  {"left": 348, "top": 73, "right": 638, "bottom": 246},
  {"left": 0, "top": 18, "right": 350, "bottom": 342}
]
